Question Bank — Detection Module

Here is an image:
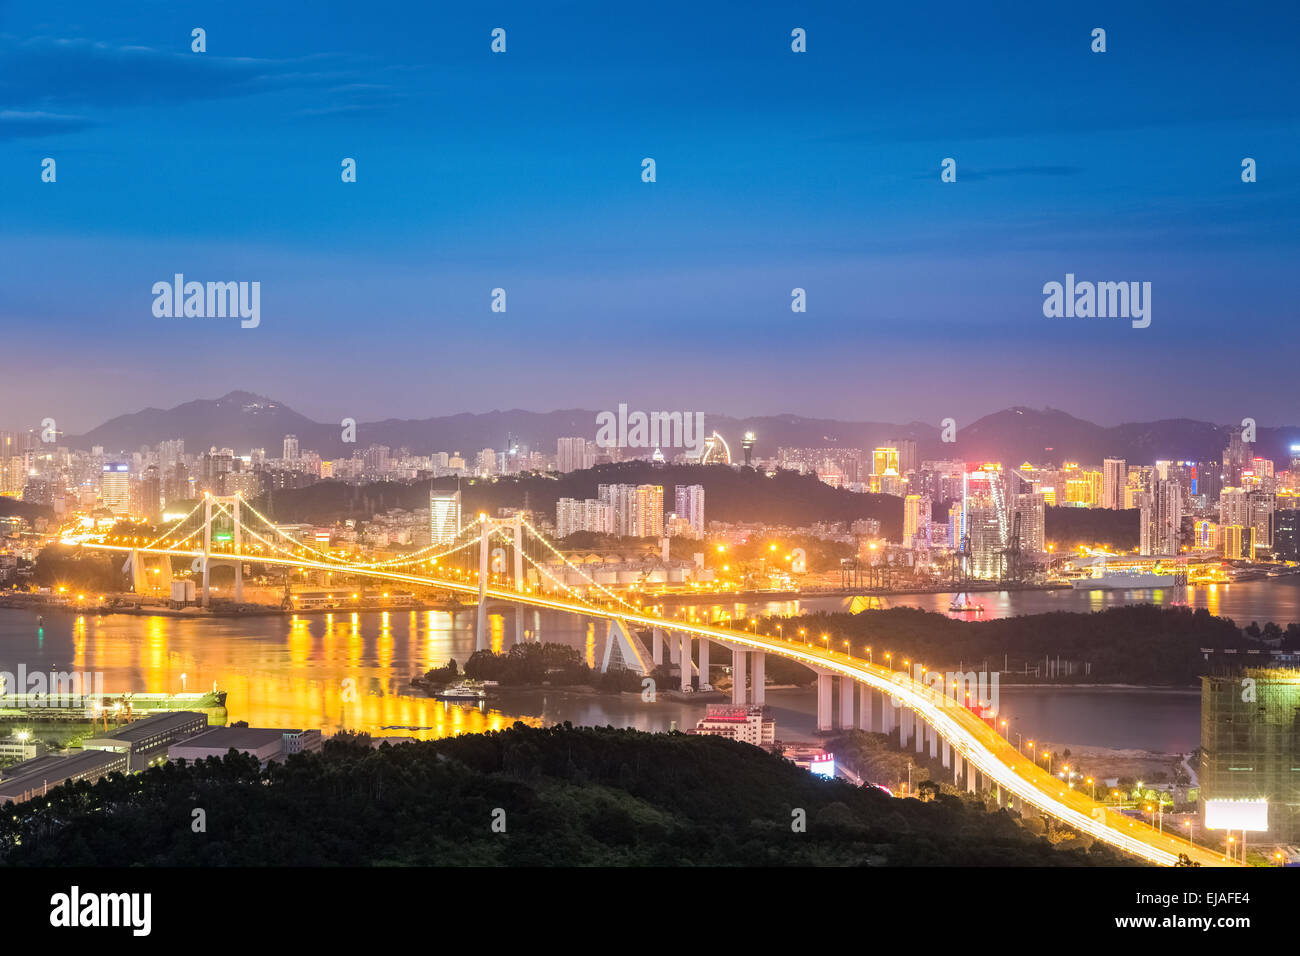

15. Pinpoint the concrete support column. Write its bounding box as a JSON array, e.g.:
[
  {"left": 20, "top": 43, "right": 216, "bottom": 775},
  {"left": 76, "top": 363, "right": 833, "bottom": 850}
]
[
  {"left": 201, "top": 497, "right": 212, "bottom": 608},
  {"left": 816, "top": 672, "right": 833, "bottom": 732},
  {"left": 732, "top": 648, "right": 748, "bottom": 705},
  {"left": 475, "top": 519, "right": 490, "bottom": 651},
  {"left": 680, "top": 633, "right": 691, "bottom": 692},
  {"left": 751, "top": 651, "right": 765, "bottom": 705},
  {"left": 953, "top": 753, "right": 962, "bottom": 784},
  {"left": 915, "top": 716, "right": 925, "bottom": 754},
  {"left": 698, "top": 639, "right": 710, "bottom": 689},
  {"left": 231, "top": 498, "right": 243, "bottom": 604},
  {"left": 857, "top": 684, "right": 873, "bottom": 732},
  {"left": 516, "top": 606, "right": 526, "bottom": 645},
  {"left": 653, "top": 627, "right": 664, "bottom": 666},
  {"left": 881, "top": 697, "right": 895, "bottom": 735},
  {"left": 839, "top": 676, "right": 854, "bottom": 729},
  {"left": 929, "top": 723, "right": 938, "bottom": 759},
  {"left": 942, "top": 738, "right": 951, "bottom": 768},
  {"left": 967, "top": 767, "right": 977, "bottom": 793},
  {"left": 668, "top": 629, "right": 680, "bottom": 664}
]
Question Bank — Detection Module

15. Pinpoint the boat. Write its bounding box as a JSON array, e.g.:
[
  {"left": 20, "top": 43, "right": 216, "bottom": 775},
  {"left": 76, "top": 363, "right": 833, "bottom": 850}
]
[
  {"left": 949, "top": 592, "right": 984, "bottom": 613},
  {"left": 433, "top": 680, "right": 494, "bottom": 701},
  {"left": 0, "top": 687, "right": 228, "bottom": 722},
  {"left": 1070, "top": 569, "right": 1176, "bottom": 590}
]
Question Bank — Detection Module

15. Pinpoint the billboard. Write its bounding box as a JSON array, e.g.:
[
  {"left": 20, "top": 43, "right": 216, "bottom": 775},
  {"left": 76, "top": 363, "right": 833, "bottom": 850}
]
[
  {"left": 810, "top": 754, "right": 835, "bottom": 779},
  {"left": 1204, "top": 798, "right": 1268, "bottom": 832}
]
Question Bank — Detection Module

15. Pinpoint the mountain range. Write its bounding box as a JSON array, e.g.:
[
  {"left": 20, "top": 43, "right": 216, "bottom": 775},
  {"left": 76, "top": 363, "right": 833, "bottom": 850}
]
[{"left": 64, "top": 391, "right": 1300, "bottom": 467}]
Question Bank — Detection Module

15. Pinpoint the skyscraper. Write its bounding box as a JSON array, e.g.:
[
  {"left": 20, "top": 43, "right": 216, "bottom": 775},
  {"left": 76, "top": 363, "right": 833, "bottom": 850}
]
[
  {"left": 430, "top": 489, "right": 461, "bottom": 544},
  {"left": 903, "top": 493, "right": 931, "bottom": 548},
  {"left": 282, "top": 434, "right": 299, "bottom": 461},
  {"left": 1102, "top": 458, "right": 1126, "bottom": 510},
  {"left": 674, "top": 484, "right": 705, "bottom": 538},
  {"left": 1139, "top": 479, "right": 1183, "bottom": 556},
  {"left": 556, "top": 437, "right": 586, "bottom": 474},
  {"left": 100, "top": 463, "right": 130, "bottom": 516}
]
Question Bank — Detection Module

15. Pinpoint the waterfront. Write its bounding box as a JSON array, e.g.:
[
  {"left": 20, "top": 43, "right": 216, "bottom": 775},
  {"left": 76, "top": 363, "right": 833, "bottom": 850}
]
[{"left": 0, "top": 584, "right": 1233, "bottom": 750}]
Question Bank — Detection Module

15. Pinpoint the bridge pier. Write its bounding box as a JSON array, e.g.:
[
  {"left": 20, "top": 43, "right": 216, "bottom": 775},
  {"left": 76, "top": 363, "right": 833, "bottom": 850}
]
[
  {"left": 953, "top": 753, "right": 962, "bottom": 784},
  {"left": 201, "top": 496, "right": 212, "bottom": 608},
  {"left": 653, "top": 627, "right": 664, "bottom": 666},
  {"left": 515, "top": 606, "right": 526, "bottom": 645},
  {"left": 942, "top": 738, "right": 950, "bottom": 768},
  {"left": 881, "top": 695, "right": 895, "bottom": 736},
  {"left": 231, "top": 497, "right": 243, "bottom": 603},
  {"left": 858, "top": 684, "right": 873, "bottom": 732},
  {"left": 699, "top": 638, "right": 710, "bottom": 688},
  {"left": 668, "top": 629, "right": 680, "bottom": 665},
  {"left": 816, "top": 672, "right": 833, "bottom": 732},
  {"left": 929, "top": 722, "right": 938, "bottom": 759},
  {"left": 474, "top": 518, "right": 490, "bottom": 651},
  {"left": 839, "top": 676, "right": 854, "bottom": 729},
  {"left": 731, "top": 647, "right": 747, "bottom": 704},
  {"left": 751, "top": 650, "right": 764, "bottom": 704},
  {"left": 680, "top": 633, "right": 691, "bottom": 692},
  {"left": 967, "top": 767, "right": 978, "bottom": 794},
  {"left": 915, "top": 716, "right": 925, "bottom": 754}
]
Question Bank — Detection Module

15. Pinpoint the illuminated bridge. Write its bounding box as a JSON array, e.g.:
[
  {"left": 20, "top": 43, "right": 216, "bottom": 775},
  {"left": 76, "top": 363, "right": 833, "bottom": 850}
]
[{"left": 67, "top": 495, "right": 1235, "bottom": 868}]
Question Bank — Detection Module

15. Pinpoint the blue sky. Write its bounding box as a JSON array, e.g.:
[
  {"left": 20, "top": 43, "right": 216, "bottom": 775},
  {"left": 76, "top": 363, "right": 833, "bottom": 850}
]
[{"left": 1, "top": 1, "right": 1297, "bottom": 431}]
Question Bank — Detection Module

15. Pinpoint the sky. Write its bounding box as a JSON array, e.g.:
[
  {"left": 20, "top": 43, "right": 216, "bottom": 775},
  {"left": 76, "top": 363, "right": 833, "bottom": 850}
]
[{"left": 1, "top": 0, "right": 1298, "bottom": 432}]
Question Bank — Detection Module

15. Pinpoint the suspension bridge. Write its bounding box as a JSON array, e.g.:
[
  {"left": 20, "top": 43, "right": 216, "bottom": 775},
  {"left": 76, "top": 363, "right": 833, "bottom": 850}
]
[{"left": 64, "top": 494, "right": 1234, "bottom": 867}]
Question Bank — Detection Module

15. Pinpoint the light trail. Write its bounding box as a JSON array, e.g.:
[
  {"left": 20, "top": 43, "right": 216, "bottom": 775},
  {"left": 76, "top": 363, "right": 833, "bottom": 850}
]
[{"left": 70, "top": 537, "right": 1235, "bottom": 867}]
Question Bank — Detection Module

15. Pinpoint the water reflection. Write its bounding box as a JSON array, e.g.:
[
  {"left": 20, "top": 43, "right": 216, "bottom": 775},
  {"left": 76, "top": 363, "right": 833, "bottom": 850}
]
[{"left": 0, "top": 577, "right": 1294, "bottom": 745}]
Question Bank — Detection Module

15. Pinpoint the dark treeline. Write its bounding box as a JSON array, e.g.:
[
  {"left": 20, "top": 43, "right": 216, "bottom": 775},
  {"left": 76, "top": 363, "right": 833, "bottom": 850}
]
[
  {"left": 0, "top": 724, "right": 1128, "bottom": 866},
  {"left": 255, "top": 463, "right": 905, "bottom": 536},
  {"left": 763, "top": 605, "right": 1275, "bottom": 685},
  {"left": 454, "top": 643, "right": 646, "bottom": 693}
]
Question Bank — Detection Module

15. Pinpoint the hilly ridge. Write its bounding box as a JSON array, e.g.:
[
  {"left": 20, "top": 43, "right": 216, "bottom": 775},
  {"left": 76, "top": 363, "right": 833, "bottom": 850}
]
[{"left": 63, "top": 392, "right": 1300, "bottom": 466}]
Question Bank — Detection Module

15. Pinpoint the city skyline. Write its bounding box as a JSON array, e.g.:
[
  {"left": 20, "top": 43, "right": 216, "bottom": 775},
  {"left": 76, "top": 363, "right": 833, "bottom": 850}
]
[{"left": 2, "top": 1, "right": 1298, "bottom": 428}]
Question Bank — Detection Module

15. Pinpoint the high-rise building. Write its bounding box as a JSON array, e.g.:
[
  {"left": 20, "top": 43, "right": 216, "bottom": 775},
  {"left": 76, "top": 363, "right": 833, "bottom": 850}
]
[
  {"left": 887, "top": 439, "right": 919, "bottom": 476},
  {"left": 100, "top": 463, "right": 130, "bottom": 516},
  {"left": 902, "top": 493, "right": 931, "bottom": 548},
  {"left": 673, "top": 484, "right": 705, "bottom": 538},
  {"left": 598, "top": 483, "right": 664, "bottom": 538},
  {"left": 477, "top": 448, "right": 497, "bottom": 477},
  {"left": 1102, "top": 458, "right": 1126, "bottom": 510},
  {"left": 556, "top": 497, "right": 614, "bottom": 537},
  {"left": 1139, "top": 479, "right": 1182, "bottom": 556},
  {"left": 1222, "top": 524, "right": 1245, "bottom": 559},
  {"left": 1223, "top": 433, "right": 1251, "bottom": 487},
  {"left": 429, "top": 489, "right": 461, "bottom": 544},
  {"left": 963, "top": 467, "right": 1008, "bottom": 579},
  {"left": 556, "top": 437, "right": 586, "bottom": 474},
  {"left": 1201, "top": 671, "right": 1300, "bottom": 842},
  {"left": 872, "top": 447, "right": 900, "bottom": 477},
  {"left": 282, "top": 435, "right": 299, "bottom": 461},
  {"left": 1011, "top": 492, "right": 1046, "bottom": 555}
]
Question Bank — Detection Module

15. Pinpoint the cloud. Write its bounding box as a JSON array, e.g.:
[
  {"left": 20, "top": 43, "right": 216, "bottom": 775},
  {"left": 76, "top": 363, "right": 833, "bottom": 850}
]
[
  {"left": 0, "top": 109, "right": 95, "bottom": 140},
  {"left": 0, "top": 34, "right": 400, "bottom": 114},
  {"left": 913, "top": 165, "right": 1081, "bottom": 181}
]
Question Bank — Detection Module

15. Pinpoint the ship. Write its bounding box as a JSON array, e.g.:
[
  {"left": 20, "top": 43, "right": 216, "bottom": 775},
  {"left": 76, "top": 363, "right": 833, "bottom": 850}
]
[
  {"left": 949, "top": 592, "right": 985, "bottom": 613},
  {"left": 432, "top": 680, "right": 495, "bottom": 701},
  {"left": 0, "top": 687, "right": 227, "bottom": 722},
  {"left": 1070, "top": 569, "right": 1176, "bottom": 590}
]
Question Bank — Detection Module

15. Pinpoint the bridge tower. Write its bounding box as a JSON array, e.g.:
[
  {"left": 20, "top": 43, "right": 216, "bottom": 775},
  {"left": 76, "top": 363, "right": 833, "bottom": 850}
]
[
  {"left": 474, "top": 512, "right": 528, "bottom": 652},
  {"left": 200, "top": 493, "right": 244, "bottom": 608}
]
